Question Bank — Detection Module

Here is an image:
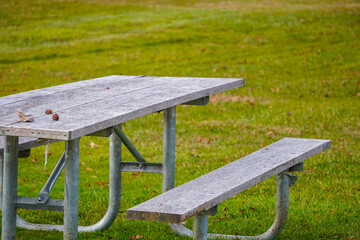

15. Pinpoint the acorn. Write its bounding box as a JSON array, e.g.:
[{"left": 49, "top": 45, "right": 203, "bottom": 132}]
[
  {"left": 45, "top": 109, "right": 53, "bottom": 114},
  {"left": 52, "top": 114, "right": 59, "bottom": 121}
]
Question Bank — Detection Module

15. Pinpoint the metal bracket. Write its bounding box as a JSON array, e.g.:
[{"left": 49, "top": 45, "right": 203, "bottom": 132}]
[
  {"left": 182, "top": 96, "right": 209, "bottom": 106},
  {"left": 16, "top": 196, "right": 64, "bottom": 211},
  {"left": 289, "top": 162, "right": 304, "bottom": 172},
  {"left": 86, "top": 127, "right": 113, "bottom": 137},
  {"left": 113, "top": 126, "right": 146, "bottom": 162},
  {"left": 120, "top": 161, "right": 163, "bottom": 173},
  {"left": 36, "top": 152, "right": 65, "bottom": 204},
  {"left": 281, "top": 173, "right": 299, "bottom": 187},
  {"left": 19, "top": 149, "right": 31, "bottom": 158},
  {"left": 201, "top": 205, "right": 218, "bottom": 216}
]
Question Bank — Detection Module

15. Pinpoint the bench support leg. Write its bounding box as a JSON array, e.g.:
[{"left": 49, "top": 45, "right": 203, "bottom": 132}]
[
  {"left": 194, "top": 214, "right": 208, "bottom": 240},
  {"left": 15, "top": 124, "right": 123, "bottom": 232},
  {"left": 169, "top": 171, "right": 296, "bottom": 240}
]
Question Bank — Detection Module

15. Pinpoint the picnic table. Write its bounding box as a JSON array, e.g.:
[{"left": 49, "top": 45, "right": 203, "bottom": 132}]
[{"left": 0, "top": 75, "right": 244, "bottom": 239}]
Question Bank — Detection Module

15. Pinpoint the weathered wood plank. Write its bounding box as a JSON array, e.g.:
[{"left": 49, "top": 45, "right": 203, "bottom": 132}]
[
  {"left": 126, "top": 138, "right": 331, "bottom": 223},
  {"left": 0, "top": 75, "right": 151, "bottom": 124},
  {"left": 0, "top": 76, "right": 244, "bottom": 140},
  {"left": 0, "top": 75, "right": 140, "bottom": 107}
]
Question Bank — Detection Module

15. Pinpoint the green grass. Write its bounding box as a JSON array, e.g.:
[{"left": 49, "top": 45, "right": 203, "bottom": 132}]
[{"left": 0, "top": 0, "right": 359, "bottom": 239}]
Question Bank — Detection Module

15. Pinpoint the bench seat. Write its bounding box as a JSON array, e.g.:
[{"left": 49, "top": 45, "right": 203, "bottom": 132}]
[{"left": 127, "top": 137, "right": 331, "bottom": 224}]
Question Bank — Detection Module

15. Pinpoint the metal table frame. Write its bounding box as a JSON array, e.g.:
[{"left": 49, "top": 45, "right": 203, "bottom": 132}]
[{"left": 0, "top": 107, "right": 177, "bottom": 239}]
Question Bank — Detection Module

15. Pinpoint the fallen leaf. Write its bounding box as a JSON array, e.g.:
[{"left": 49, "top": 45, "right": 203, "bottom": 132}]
[
  {"left": 129, "top": 235, "right": 144, "bottom": 240},
  {"left": 17, "top": 109, "right": 34, "bottom": 122},
  {"left": 89, "top": 142, "right": 99, "bottom": 148},
  {"left": 30, "top": 158, "right": 38, "bottom": 162},
  {"left": 86, "top": 167, "right": 93, "bottom": 171},
  {"left": 267, "top": 131, "right": 274, "bottom": 135},
  {"left": 96, "top": 181, "right": 109, "bottom": 186}
]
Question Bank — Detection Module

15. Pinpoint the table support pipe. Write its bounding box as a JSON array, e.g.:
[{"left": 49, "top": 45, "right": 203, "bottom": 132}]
[
  {"left": 64, "top": 138, "right": 80, "bottom": 240},
  {"left": 169, "top": 172, "right": 296, "bottom": 240},
  {"left": 15, "top": 125, "right": 123, "bottom": 233},
  {"left": 36, "top": 152, "right": 65, "bottom": 204},
  {"left": 1, "top": 136, "right": 19, "bottom": 240},
  {"left": 0, "top": 152, "right": 3, "bottom": 210},
  {"left": 114, "top": 126, "right": 146, "bottom": 162},
  {"left": 163, "top": 106, "right": 176, "bottom": 192}
]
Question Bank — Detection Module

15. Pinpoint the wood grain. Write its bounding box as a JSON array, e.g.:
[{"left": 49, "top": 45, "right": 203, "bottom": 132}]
[{"left": 0, "top": 76, "right": 244, "bottom": 140}]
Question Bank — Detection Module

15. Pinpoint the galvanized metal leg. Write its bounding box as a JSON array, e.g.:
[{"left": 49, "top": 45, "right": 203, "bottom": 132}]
[
  {"left": 37, "top": 152, "right": 65, "bottom": 204},
  {"left": 194, "top": 214, "right": 208, "bottom": 240},
  {"left": 79, "top": 124, "right": 122, "bottom": 231},
  {"left": 113, "top": 126, "right": 145, "bottom": 162},
  {"left": 0, "top": 152, "right": 3, "bottom": 210},
  {"left": 16, "top": 125, "right": 123, "bottom": 232},
  {"left": 1, "top": 136, "right": 19, "bottom": 240},
  {"left": 163, "top": 106, "right": 176, "bottom": 192},
  {"left": 169, "top": 171, "right": 297, "bottom": 240},
  {"left": 64, "top": 138, "right": 80, "bottom": 240}
]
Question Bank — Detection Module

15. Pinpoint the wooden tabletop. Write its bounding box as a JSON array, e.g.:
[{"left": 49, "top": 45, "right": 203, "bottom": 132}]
[{"left": 0, "top": 75, "right": 244, "bottom": 140}]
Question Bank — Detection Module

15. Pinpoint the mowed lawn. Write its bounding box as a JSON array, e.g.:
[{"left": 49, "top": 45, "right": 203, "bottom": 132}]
[{"left": 0, "top": 0, "right": 359, "bottom": 239}]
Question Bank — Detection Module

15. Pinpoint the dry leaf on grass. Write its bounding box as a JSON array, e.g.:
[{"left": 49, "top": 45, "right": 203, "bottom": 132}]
[
  {"left": 129, "top": 235, "right": 144, "bottom": 240},
  {"left": 89, "top": 142, "right": 99, "bottom": 148}
]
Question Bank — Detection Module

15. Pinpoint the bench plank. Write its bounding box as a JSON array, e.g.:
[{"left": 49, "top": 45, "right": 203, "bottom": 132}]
[
  {"left": 0, "top": 76, "right": 244, "bottom": 140},
  {"left": 126, "top": 138, "right": 331, "bottom": 223}
]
